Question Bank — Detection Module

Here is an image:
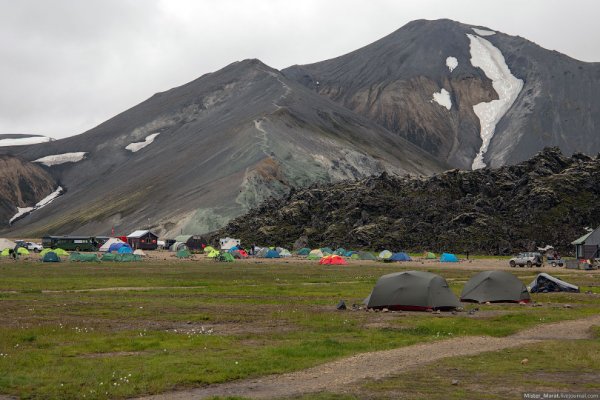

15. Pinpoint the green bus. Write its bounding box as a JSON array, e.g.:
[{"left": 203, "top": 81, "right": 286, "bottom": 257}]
[{"left": 41, "top": 236, "right": 99, "bottom": 252}]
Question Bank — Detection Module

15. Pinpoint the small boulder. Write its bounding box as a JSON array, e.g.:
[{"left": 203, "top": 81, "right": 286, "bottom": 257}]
[
  {"left": 521, "top": 358, "right": 529, "bottom": 365},
  {"left": 451, "top": 379, "right": 459, "bottom": 386}
]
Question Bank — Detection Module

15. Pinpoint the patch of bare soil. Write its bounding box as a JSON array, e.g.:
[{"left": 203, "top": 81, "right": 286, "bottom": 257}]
[{"left": 133, "top": 315, "right": 600, "bottom": 400}]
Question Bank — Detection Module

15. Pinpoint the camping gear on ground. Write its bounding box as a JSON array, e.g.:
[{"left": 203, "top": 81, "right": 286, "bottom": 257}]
[
  {"left": 307, "top": 249, "right": 324, "bottom": 260},
  {"left": 440, "top": 253, "right": 459, "bottom": 262},
  {"left": 216, "top": 252, "right": 234, "bottom": 262},
  {"left": 296, "top": 247, "right": 310, "bottom": 256},
  {"left": 41, "top": 251, "right": 60, "bottom": 262},
  {"left": 336, "top": 300, "right": 347, "bottom": 310},
  {"left": 388, "top": 252, "right": 412, "bottom": 262},
  {"left": 320, "top": 247, "right": 333, "bottom": 255},
  {"left": 334, "top": 248, "right": 346, "bottom": 256},
  {"left": 176, "top": 249, "right": 192, "bottom": 259},
  {"left": 366, "top": 271, "right": 460, "bottom": 311},
  {"left": 69, "top": 252, "right": 100, "bottom": 262},
  {"left": 378, "top": 250, "right": 392, "bottom": 260},
  {"left": 529, "top": 273, "right": 580, "bottom": 293},
  {"left": 357, "top": 251, "right": 376, "bottom": 261},
  {"left": 461, "top": 271, "right": 531, "bottom": 303},
  {"left": 0, "top": 238, "right": 17, "bottom": 251},
  {"left": 319, "top": 255, "right": 348, "bottom": 265},
  {"left": 424, "top": 252, "right": 436, "bottom": 259},
  {"left": 99, "top": 237, "right": 125, "bottom": 252},
  {"left": 133, "top": 249, "right": 146, "bottom": 257}
]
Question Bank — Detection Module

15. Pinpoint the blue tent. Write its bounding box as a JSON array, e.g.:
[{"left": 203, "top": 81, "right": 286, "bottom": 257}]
[
  {"left": 117, "top": 244, "right": 133, "bottom": 254},
  {"left": 389, "top": 252, "right": 412, "bottom": 261},
  {"left": 108, "top": 242, "right": 126, "bottom": 253},
  {"left": 440, "top": 253, "right": 459, "bottom": 262},
  {"left": 264, "top": 249, "right": 280, "bottom": 258},
  {"left": 344, "top": 250, "right": 356, "bottom": 257},
  {"left": 228, "top": 245, "right": 239, "bottom": 253}
]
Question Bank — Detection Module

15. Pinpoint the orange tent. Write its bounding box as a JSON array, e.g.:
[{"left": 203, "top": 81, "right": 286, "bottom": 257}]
[{"left": 319, "top": 255, "right": 348, "bottom": 265}]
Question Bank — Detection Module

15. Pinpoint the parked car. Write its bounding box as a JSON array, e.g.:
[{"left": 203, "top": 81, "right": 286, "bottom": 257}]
[
  {"left": 546, "top": 255, "right": 564, "bottom": 267},
  {"left": 509, "top": 252, "right": 543, "bottom": 268},
  {"left": 15, "top": 240, "right": 44, "bottom": 252}
]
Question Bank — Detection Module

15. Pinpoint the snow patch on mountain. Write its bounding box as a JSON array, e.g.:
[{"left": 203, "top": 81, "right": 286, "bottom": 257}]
[
  {"left": 467, "top": 34, "right": 523, "bottom": 169},
  {"left": 0, "top": 136, "right": 52, "bottom": 147},
  {"left": 472, "top": 28, "right": 496, "bottom": 36},
  {"left": 126, "top": 133, "right": 160, "bottom": 152},
  {"left": 432, "top": 88, "right": 452, "bottom": 110},
  {"left": 33, "top": 152, "right": 87, "bottom": 167},
  {"left": 446, "top": 57, "right": 458, "bottom": 72},
  {"left": 9, "top": 186, "right": 63, "bottom": 224}
]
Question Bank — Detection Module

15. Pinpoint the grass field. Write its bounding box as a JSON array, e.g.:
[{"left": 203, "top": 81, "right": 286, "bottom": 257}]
[{"left": 1, "top": 258, "right": 599, "bottom": 399}]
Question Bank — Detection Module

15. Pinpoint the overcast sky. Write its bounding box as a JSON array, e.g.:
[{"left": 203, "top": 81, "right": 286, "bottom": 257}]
[{"left": 1, "top": 0, "right": 599, "bottom": 139}]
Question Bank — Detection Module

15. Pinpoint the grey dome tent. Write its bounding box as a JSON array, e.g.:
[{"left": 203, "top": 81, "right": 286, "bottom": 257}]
[
  {"left": 366, "top": 271, "right": 460, "bottom": 311},
  {"left": 529, "top": 273, "right": 580, "bottom": 293},
  {"left": 461, "top": 271, "right": 531, "bottom": 303}
]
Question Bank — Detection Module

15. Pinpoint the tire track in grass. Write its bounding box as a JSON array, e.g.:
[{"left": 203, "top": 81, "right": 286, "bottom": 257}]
[{"left": 133, "top": 315, "right": 600, "bottom": 400}]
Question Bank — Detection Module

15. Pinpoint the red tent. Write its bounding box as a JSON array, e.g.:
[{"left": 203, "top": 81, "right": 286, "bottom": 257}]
[{"left": 319, "top": 255, "right": 348, "bottom": 265}]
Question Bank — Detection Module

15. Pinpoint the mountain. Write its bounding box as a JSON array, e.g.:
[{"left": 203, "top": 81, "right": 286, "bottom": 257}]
[
  {"left": 283, "top": 19, "right": 600, "bottom": 170},
  {"left": 215, "top": 148, "right": 600, "bottom": 254},
  {"left": 0, "top": 155, "right": 58, "bottom": 227},
  {"left": 0, "top": 59, "right": 444, "bottom": 237}
]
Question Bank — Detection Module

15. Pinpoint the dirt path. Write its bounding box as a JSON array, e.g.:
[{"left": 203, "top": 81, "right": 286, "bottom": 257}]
[{"left": 135, "top": 315, "right": 600, "bottom": 400}]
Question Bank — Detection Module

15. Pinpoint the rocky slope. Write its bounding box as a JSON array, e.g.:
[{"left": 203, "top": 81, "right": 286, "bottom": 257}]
[
  {"left": 216, "top": 148, "right": 600, "bottom": 254},
  {"left": 0, "top": 59, "right": 443, "bottom": 236},
  {"left": 283, "top": 19, "right": 600, "bottom": 170},
  {"left": 0, "top": 155, "right": 58, "bottom": 227}
]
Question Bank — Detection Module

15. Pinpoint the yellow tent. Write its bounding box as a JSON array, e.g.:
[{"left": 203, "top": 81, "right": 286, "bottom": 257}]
[
  {"left": 53, "top": 248, "right": 69, "bottom": 256},
  {"left": 203, "top": 246, "right": 216, "bottom": 253},
  {"left": 1, "top": 248, "right": 10, "bottom": 256},
  {"left": 17, "top": 247, "right": 29, "bottom": 255},
  {"left": 206, "top": 249, "right": 220, "bottom": 258}
]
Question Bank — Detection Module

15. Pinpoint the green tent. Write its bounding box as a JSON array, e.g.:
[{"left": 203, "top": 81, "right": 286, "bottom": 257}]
[
  {"left": 176, "top": 249, "right": 192, "bottom": 259},
  {"left": 296, "top": 247, "right": 310, "bottom": 256},
  {"left": 101, "top": 253, "right": 117, "bottom": 262},
  {"left": 424, "top": 252, "right": 436, "bottom": 259},
  {"left": 461, "top": 271, "right": 531, "bottom": 303},
  {"left": 69, "top": 252, "right": 99, "bottom": 262},
  {"left": 217, "top": 252, "right": 234, "bottom": 262},
  {"left": 307, "top": 249, "right": 324, "bottom": 260},
  {"left": 41, "top": 251, "right": 60, "bottom": 262},
  {"left": 116, "top": 253, "right": 141, "bottom": 262},
  {"left": 320, "top": 247, "right": 333, "bottom": 255},
  {"left": 357, "top": 251, "right": 376, "bottom": 261},
  {"left": 366, "top": 271, "right": 460, "bottom": 311},
  {"left": 334, "top": 248, "right": 346, "bottom": 256},
  {"left": 350, "top": 253, "right": 360, "bottom": 260}
]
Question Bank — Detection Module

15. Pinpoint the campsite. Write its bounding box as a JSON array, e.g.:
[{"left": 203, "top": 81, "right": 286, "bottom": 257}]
[{"left": 1, "top": 248, "right": 599, "bottom": 399}]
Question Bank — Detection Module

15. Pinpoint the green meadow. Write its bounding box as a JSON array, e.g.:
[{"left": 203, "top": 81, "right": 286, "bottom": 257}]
[{"left": 0, "top": 260, "right": 599, "bottom": 399}]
